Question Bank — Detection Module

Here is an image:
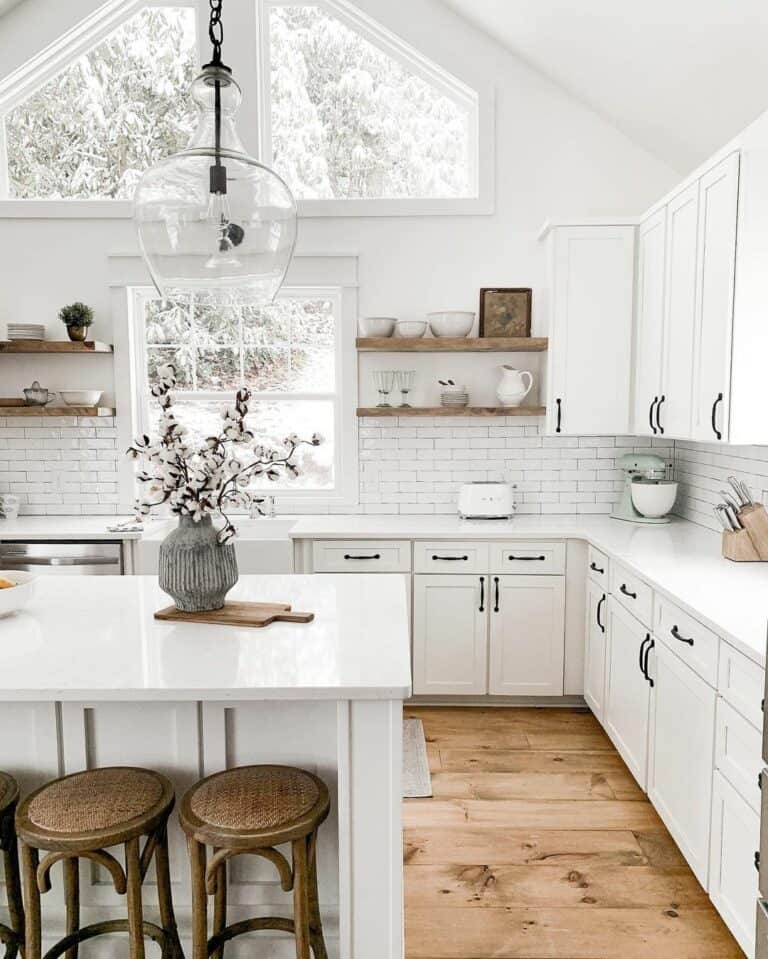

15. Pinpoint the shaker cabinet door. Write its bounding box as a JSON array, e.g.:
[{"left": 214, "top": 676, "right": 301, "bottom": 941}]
[
  {"left": 584, "top": 579, "right": 607, "bottom": 720},
  {"left": 648, "top": 641, "right": 716, "bottom": 888},
  {"left": 604, "top": 599, "right": 652, "bottom": 789},
  {"left": 692, "top": 153, "right": 740, "bottom": 442},
  {"left": 412, "top": 575, "right": 488, "bottom": 695},
  {"left": 488, "top": 575, "right": 565, "bottom": 697},
  {"left": 633, "top": 209, "right": 666, "bottom": 437}
]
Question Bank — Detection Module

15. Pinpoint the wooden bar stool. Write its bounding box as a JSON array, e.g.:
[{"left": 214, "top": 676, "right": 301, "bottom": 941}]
[
  {"left": 179, "top": 765, "right": 330, "bottom": 959},
  {"left": 0, "top": 772, "right": 24, "bottom": 959},
  {"left": 15, "top": 766, "right": 183, "bottom": 959}
]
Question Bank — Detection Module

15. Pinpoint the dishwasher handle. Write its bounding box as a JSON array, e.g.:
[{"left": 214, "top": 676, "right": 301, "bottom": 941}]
[{"left": 0, "top": 555, "right": 119, "bottom": 566}]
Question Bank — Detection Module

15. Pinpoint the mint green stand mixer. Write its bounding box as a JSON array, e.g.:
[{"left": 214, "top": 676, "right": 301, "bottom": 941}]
[{"left": 611, "top": 454, "right": 677, "bottom": 524}]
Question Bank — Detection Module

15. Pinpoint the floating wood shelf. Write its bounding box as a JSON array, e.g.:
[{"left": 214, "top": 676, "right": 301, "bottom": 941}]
[
  {"left": 0, "top": 341, "right": 113, "bottom": 354},
  {"left": 357, "top": 406, "right": 546, "bottom": 418},
  {"left": 0, "top": 406, "right": 115, "bottom": 417},
  {"left": 356, "top": 337, "right": 548, "bottom": 352}
]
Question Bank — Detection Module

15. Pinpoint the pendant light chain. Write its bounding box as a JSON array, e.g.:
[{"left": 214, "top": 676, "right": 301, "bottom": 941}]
[{"left": 207, "top": 0, "right": 225, "bottom": 67}]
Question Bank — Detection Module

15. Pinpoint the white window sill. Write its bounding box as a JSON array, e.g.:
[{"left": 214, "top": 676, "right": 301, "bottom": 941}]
[{"left": 0, "top": 196, "right": 494, "bottom": 219}]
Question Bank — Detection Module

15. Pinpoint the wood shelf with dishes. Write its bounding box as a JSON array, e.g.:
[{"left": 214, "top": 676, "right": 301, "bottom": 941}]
[
  {"left": 0, "top": 341, "right": 113, "bottom": 353},
  {"left": 356, "top": 336, "right": 548, "bottom": 352},
  {"left": 0, "top": 405, "right": 115, "bottom": 417},
  {"left": 356, "top": 406, "right": 546, "bottom": 418}
]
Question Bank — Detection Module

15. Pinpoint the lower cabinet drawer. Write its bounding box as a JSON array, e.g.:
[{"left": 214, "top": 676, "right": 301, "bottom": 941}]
[
  {"left": 489, "top": 541, "right": 565, "bottom": 575},
  {"left": 414, "top": 541, "right": 489, "bottom": 574},
  {"left": 719, "top": 640, "right": 764, "bottom": 731},
  {"left": 716, "top": 698, "right": 762, "bottom": 814},
  {"left": 609, "top": 562, "right": 653, "bottom": 627},
  {"left": 655, "top": 594, "right": 719, "bottom": 687},
  {"left": 587, "top": 545, "right": 609, "bottom": 586},
  {"left": 709, "top": 771, "right": 759, "bottom": 958},
  {"left": 311, "top": 540, "right": 411, "bottom": 573}
]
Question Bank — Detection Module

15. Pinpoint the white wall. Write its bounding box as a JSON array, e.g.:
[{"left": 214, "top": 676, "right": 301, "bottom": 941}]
[{"left": 0, "top": 0, "right": 679, "bottom": 513}]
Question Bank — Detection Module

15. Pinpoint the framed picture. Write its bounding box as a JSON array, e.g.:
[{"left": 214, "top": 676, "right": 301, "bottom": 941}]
[{"left": 479, "top": 288, "right": 532, "bottom": 338}]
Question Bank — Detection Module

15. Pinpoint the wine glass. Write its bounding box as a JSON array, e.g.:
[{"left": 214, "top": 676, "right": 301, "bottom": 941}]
[
  {"left": 373, "top": 370, "right": 395, "bottom": 407},
  {"left": 396, "top": 370, "right": 415, "bottom": 407}
]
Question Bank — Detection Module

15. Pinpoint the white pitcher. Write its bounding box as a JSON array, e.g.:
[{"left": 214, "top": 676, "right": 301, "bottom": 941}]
[{"left": 496, "top": 365, "right": 533, "bottom": 407}]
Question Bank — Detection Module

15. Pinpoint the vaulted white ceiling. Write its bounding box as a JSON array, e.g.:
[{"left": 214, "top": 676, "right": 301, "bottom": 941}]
[{"left": 440, "top": 0, "right": 768, "bottom": 175}]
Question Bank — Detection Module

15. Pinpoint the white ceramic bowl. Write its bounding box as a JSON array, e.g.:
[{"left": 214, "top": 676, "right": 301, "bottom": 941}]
[
  {"left": 0, "top": 570, "right": 36, "bottom": 618},
  {"left": 59, "top": 390, "right": 103, "bottom": 406},
  {"left": 427, "top": 311, "right": 475, "bottom": 337},
  {"left": 396, "top": 320, "right": 427, "bottom": 338},
  {"left": 631, "top": 480, "right": 678, "bottom": 518},
  {"left": 360, "top": 317, "right": 397, "bottom": 337}
]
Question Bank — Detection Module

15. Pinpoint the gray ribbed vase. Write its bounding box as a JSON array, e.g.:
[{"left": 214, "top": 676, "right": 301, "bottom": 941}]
[{"left": 158, "top": 514, "right": 238, "bottom": 612}]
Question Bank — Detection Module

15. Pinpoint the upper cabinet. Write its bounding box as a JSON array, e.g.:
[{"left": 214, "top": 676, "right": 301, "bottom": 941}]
[
  {"left": 633, "top": 209, "right": 667, "bottom": 437},
  {"left": 543, "top": 224, "right": 635, "bottom": 435}
]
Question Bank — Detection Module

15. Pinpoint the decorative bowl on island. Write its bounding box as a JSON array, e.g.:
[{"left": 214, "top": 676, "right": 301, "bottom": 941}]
[
  {"left": 360, "top": 317, "right": 397, "bottom": 337},
  {"left": 60, "top": 390, "right": 103, "bottom": 406},
  {"left": 396, "top": 320, "right": 427, "bottom": 338},
  {"left": 0, "top": 570, "right": 36, "bottom": 618},
  {"left": 428, "top": 311, "right": 475, "bottom": 337}
]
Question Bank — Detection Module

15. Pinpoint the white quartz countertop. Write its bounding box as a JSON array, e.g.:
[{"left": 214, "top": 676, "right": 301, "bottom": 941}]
[
  {"left": 289, "top": 514, "right": 768, "bottom": 667},
  {"left": 0, "top": 574, "right": 411, "bottom": 701},
  {"left": 0, "top": 515, "right": 146, "bottom": 540}
]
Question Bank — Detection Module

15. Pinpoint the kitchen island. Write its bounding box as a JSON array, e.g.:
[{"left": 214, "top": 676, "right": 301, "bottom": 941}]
[{"left": 0, "top": 574, "right": 411, "bottom": 959}]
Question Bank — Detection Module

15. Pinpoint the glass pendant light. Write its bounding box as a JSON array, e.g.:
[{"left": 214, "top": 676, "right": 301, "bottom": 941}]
[{"left": 133, "top": 0, "right": 297, "bottom": 302}]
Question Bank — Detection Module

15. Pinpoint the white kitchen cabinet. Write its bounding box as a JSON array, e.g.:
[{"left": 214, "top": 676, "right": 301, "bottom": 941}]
[
  {"left": 604, "top": 598, "right": 653, "bottom": 789},
  {"left": 691, "top": 153, "right": 740, "bottom": 442},
  {"left": 709, "top": 770, "right": 760, "bottom": 957},
  {"left": 412, "top": 574, "right": 488, "bottom": 695},
  {"left": 543, "top": 224, "right": 635, "bottom": 435},
  {"left": 488, "top": 575, "right": 565, "bottom": 696},
  {"left": 658, "top": 182, "right": 699, "bottom": 439},
  {"left": 632, "top": 209, "right": 666, "bottom": 437},
  {"left": 648, "top": 641, "right": 716, "bottom": 888},
  {"left": 584, "top": 578, "right": 607, "bottom": 720}
]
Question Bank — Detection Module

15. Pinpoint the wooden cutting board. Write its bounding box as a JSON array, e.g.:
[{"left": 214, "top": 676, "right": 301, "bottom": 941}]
[{"left": 154, "top": 600, "right": 314, "bottom": 628}]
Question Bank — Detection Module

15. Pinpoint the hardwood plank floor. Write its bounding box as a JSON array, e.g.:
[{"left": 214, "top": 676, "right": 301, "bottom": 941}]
[{"left": 404, "top": 706, "right": 742, "bottom": 959}]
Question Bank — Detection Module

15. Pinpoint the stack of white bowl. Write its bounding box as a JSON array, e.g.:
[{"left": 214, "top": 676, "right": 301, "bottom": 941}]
[{"left": 7, "top": 323, "right": 45, "bottom": 341}]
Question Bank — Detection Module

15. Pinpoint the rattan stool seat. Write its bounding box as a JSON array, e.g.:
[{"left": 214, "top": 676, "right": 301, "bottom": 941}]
[
  {"left": 17, "top": 767, "right": 173, "bottom": 849},
  {"left": 0, "top": 771, "right": 23, "bottom": 959},
  {"left": 0, "top": 772, "right": 18, "bottom": 815}
]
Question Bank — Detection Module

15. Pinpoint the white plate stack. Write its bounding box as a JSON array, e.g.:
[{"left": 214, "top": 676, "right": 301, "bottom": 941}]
[
  {"left": 440, "top": 389, "right": 469, "bottom": 408},
  {"left": 7, "top": 324, "right": 45, "bottom": 341}
]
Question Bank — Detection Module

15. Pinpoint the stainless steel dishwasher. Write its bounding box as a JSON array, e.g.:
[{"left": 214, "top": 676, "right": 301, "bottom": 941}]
[{"left": 0, "top": 541, "right": 123, "bottom": 575}]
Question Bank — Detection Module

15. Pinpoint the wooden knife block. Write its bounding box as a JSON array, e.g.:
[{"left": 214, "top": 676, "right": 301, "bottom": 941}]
[{"left": 722, "top": 503, "right": 768, "bottom": 561}]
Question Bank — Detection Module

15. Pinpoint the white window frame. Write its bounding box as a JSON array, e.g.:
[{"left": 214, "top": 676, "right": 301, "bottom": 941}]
[
  {"left": 111, "top": 254, "right": 359, "bottom": 512},
  {"left": 0, "top": 0, "right": 494, "bottom": 218}
]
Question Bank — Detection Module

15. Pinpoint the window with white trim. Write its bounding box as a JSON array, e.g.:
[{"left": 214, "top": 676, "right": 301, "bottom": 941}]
[
  {"left": 263, "top": 1, "right": 477, "bottom": 200},
  {"left": 2, "top": 5, "right": 196, "bottom": 199},
  {"left": 131, "top": 288, "right": 343, "bottom": 495}
]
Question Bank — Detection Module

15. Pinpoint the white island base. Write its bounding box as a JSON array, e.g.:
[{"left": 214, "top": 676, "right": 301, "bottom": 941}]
[{"left": 0, "top": 575, "right": 411, "bottom": 959}]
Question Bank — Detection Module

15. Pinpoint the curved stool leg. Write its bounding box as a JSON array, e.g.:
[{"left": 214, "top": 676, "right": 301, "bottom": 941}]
[
  {"left": 291, "top": 838, "right": 310, "bottom": 959},
  {"left": 211, "top": 850, "right": 227, "bottom": 959},
  {"left": 307, "top": 832, "right": 327, "bottom": 959},
  {"left": 63, "top": 857, "right": 79, "bottom": 959},
  {"left": 188, "top": 837, "right": 208, "bottom": 959},
  {"left": 2, "top": 828, "right": 24, "bottom": 958},
  {"left": 155, "top": 826, "right": 183, "bottom": 959},
  {"left": 21, "top": 845, "right": 41, "bottom": 959},
  {"left": 125, "top": 838, "right": 146, "bottom": 959}
]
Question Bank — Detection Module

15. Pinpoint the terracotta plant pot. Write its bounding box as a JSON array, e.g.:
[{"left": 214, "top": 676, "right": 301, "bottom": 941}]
[{"left": 66, "top": 325, "right": 89, "bottom": 342}]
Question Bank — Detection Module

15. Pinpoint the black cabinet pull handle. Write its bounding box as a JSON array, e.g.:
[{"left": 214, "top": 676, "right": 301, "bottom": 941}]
[
  {"left": 432, "top": 555, "right": 468, "bottom": 561},
  {"left": 619, "top": 584, "right": 637, "bottom": 599},
  {"left": 508, "top": 555, "right": 546, "bottom": 562},
  {"left": 596, "top": 594, "right": 606, "bottom": 633},
  {"left": 649, "top": 397, "right": 658, "bottom": 435},
  {"left": 756, "top": 851, "right": 761, "bottom": 872},
  {"left": 493, "top": 576, "right": 500, "bottom": 613},
  {"left": 656, "top": 395, "right": 665, "bottom": 435},
  {"left": 555, "top": 397, "right": 562, "bottom": 433},
  {"left": 711, "top": 392, "right": 723, "bottom": 440},
  {"left": 643, "top": 638, "right": 655, "bottom": 687},
  {"left": 479, "top": 576, "right": 485, "bottom": 613},
  {"left": 639, "top": 635, "right": 650, "bottom": 677},
  {"left": 589, "top": 561, "right": 605, "bottom": 574},
  {"left": 670, "top": 625, "right": 694, "bottom": 647},
  {"left": 344, "top": 553, "right": 381, "bottom": 560}
]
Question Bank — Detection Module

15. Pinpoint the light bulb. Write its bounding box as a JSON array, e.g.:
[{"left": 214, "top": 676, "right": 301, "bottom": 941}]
[{"left": 204, "top": 192, "right": 244, "bottom": 271}]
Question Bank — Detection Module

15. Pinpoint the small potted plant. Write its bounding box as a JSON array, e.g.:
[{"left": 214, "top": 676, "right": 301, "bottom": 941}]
[{"left": 58, "top": 302, "right": 94, "bottom": 342}]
